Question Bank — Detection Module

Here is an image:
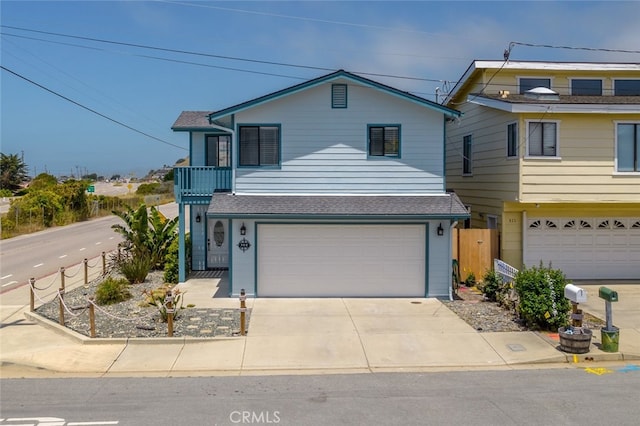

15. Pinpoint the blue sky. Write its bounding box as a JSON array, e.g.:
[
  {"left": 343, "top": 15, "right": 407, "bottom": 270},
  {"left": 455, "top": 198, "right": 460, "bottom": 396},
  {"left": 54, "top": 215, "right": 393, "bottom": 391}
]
[{"left": 2, "top": 1, "right": 639, "bottom": 178}]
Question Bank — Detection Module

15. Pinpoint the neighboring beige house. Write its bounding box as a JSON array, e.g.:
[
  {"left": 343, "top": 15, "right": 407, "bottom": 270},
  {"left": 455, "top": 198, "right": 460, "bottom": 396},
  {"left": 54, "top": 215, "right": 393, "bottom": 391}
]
[{"left": 444, "top": 61, "right": 640, "bottom": 279}]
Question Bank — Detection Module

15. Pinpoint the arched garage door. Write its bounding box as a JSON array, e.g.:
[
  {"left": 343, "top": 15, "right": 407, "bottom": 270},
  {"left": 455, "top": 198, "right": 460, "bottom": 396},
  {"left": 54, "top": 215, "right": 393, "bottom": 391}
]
[
  {"left": 257, "top": 224, "right": 426, "bottom": 297},
  {"left": 525, "top": 217, "right": 640, "bottom": 279}
]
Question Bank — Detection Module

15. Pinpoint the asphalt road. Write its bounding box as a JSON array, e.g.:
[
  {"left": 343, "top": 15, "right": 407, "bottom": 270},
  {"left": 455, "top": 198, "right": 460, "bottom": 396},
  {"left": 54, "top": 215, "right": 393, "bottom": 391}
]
[
  {"left": 0, "top": 203, "right": 180, "bottom": 293},
  {"left": 1, "top": 368, "right": 639, "bottom": 425}
]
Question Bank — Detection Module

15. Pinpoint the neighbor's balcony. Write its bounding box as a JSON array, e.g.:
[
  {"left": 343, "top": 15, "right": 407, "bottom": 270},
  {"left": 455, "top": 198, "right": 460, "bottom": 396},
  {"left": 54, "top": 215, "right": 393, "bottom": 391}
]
[{"left": 174, "top": 167, "right": 232, "bottom": 204}]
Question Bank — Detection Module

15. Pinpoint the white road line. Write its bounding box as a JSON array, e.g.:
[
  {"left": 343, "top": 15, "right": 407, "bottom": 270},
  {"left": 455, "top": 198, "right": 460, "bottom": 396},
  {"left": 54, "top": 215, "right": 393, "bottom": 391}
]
[
  {"left": 68, "top": 422, "right": 119, "bottom": 425},
  {"left": 2, "top": 281, "right": 18, "bottom": 287},
  {"left": 59, "top": 254, "right": 68, "bottom": 259},
  {"left": 33, "top": 263, "right": 44, "bottom": 268},
  {"left": 1, "top": 274, "right": 12, "bottom": 279},
  {"left": 79, "top": 247, "right": 86, "bottom": 251},
  {"left": 96, "top": 241, "right": 102, "bottom": 245},
  {"left": 109, "top": 236, "right": 115, "bottom": 240}
]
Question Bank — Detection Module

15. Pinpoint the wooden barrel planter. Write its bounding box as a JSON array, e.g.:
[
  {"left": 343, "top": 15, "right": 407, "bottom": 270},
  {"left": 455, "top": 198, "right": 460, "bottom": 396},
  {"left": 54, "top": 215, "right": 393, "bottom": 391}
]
[{"left": 558, "top": 327, "right": 592, "bottom": 354}]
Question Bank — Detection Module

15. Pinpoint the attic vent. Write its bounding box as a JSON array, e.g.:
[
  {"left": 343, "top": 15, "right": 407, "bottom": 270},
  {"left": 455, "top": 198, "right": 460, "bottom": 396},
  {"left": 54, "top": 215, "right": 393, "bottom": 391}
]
[
  {"left": 524, "top": 87, "right": 559, "bottom": 101},
  {"left": 332, "top": 84, "right": 347, "bottom": 108}
]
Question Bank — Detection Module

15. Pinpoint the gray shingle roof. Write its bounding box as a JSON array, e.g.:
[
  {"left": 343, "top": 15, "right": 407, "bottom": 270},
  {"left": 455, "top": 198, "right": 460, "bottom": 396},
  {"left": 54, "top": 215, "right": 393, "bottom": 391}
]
[
  {"left": 207, "top": 193, "right": 469, "bottom": 218},
  {"left": 475, "top": 94, "right": 640, "bottom": 105},
  {"left": 171, "top": 111, "right": 215, "bottom": 130}
]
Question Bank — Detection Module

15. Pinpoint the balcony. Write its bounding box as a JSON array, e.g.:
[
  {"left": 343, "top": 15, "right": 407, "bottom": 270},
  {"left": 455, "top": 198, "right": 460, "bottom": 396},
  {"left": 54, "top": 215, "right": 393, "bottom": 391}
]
[{"left": 174, "top": 167, "right": 231, "bottom": 204}]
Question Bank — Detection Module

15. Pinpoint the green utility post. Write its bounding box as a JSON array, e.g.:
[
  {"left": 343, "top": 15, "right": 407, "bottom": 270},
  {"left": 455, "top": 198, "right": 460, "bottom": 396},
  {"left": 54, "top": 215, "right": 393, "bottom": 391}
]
[{"left": 598, "top": 287, "right": 620, "bottom": 352}]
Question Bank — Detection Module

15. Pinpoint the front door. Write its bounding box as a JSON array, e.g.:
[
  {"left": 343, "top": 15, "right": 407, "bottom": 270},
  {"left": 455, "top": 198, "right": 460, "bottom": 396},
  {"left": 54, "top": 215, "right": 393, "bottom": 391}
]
[{"left": 207, "top": 219, "right": 229, "bottom": 269}]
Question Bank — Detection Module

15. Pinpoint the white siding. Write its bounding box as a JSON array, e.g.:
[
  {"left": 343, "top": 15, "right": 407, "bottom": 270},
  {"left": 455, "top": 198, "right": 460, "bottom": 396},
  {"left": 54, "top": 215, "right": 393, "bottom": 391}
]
[{"left": 233, "top": 79, "right": 445, "bottom": 194}]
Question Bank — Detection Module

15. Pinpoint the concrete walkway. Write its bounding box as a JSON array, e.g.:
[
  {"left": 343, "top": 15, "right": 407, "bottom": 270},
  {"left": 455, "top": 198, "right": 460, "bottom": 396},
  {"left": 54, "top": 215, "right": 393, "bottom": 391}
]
[{"left": 1, "top": 270, "right": 639, "bottom": 378}]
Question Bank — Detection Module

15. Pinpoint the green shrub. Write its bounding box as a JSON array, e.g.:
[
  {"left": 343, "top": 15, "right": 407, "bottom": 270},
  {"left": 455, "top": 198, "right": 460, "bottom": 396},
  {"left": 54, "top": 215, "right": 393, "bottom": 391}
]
[
  {"left": 480, "top": 269, "right": 502, "bottom": 301},
  {"left": 95, "top": 277, "right": 131, "bottom": 305},
  {"left": 0, "top": 188, "right": 12, "bottom": 197},
  {"left": 514, "top": 263, "right": 570, "bottom": 330},
  {"left": 164, "top": 233, "right": 190, "bottom": 284},
  {"left": 465, "top": 271, "right": 476, "bottom": 286},
  {"left": 118, "top": 254, "right": 152, "bottom": 284}
]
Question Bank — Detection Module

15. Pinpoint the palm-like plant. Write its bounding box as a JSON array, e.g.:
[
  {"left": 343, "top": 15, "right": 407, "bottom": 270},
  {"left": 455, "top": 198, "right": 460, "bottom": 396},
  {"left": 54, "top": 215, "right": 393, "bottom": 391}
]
[{"left": 112, "top": 204, "right": 178, "bottom": 270}]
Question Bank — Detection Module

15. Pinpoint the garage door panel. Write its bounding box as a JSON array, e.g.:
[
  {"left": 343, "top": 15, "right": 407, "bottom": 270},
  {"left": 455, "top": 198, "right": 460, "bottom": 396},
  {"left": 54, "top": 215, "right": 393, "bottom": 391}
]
[
  {"left": 526, "top": 217, "right": 640, "bottom": 279},
  {"left": 257, "top": 224, "right": 425, "bottom": 297}
]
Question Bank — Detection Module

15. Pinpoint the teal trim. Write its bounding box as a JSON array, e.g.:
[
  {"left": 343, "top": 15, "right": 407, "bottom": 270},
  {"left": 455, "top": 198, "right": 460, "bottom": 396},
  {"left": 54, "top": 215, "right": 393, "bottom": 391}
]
[
  {"left": 178, "top": 203, "right": 186, "bottom": 282},
  {"left": 202, "top": 210, "right": 208, "bottom": 269},
  {"left": 228, "top": 218, "right": 234, "bottom": 297},
  {"left": 208, "top": 70, "right": 460, "bottom": 121},
  {"left": 366, "top": 124, "right": 401, "bottom": 158},
  {"left": 425, "top": 222, "right": 430, "bottom": 297},
  {"left": 442, "top": 116, "right": 447, "bottom": 191},
  {"left": 253, "top": 221, "right": 258, "bottom": 297},
  {"left": 236, "top": 123, "right": 282, "bottom": 168},
  {"left": 331, "top": 83, "right": 348, "bottom": 108}
]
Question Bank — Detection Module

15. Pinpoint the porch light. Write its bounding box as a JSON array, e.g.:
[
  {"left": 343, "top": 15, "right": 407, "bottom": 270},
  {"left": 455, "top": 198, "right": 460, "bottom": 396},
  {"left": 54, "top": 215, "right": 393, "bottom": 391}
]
[
  {"left": 437, "top": 223, "right": 444, "bottom": 236},
  {"left": 240, "top": 223, "right": 247, "bottom": 235},
  {"left": 196, "top": 214, "right": 201, "bottom": 223}
]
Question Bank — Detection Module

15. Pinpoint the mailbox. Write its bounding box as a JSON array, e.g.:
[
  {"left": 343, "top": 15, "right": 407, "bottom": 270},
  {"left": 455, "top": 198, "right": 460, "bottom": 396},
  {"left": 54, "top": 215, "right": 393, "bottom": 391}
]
[
  {"left": 599, "top": 286, "right": 618, "bottom": 302},
  {"left": 564, "top": 284, "right": 587, "bottom": 303}
]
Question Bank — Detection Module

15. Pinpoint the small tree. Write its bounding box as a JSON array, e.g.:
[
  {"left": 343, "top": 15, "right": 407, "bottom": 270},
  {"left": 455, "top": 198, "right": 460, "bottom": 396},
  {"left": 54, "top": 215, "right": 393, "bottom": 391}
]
[
  {"left": 514, "top": 263, "right": 571, "bottom": 330},
  {"left": 0, "top": 152, "right": 29, "bottom": 193}
]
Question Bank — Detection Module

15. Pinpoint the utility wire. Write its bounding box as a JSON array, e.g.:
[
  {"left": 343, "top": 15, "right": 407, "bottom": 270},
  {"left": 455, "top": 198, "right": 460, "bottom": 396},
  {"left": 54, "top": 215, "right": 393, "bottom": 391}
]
[
  {"left": 510, "top": 41, "right": 640, "bottom": 55},
  {"left": 1, "top": 25, "right": 451, "bottom": 84},
  {"left": 1, "top": 65, "right": 186, "bottom": 151}
]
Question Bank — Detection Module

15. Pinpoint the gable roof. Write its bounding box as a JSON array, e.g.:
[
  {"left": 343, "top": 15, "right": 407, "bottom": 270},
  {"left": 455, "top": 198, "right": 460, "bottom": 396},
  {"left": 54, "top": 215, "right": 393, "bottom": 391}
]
[
  {"left": 469, "top": 94, "right": 640, "bottom": 113},
  {"left": 172, "top": 111, "right": 215, "bottom": 131},
  {"left": 207, "top": 69, "right": 460, "bottom": 121}
]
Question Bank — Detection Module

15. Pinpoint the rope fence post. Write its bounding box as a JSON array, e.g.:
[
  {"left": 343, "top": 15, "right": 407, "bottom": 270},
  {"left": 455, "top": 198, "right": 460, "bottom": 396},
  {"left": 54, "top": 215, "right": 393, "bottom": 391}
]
[
  {"left": 60, "top": 267, "right": 65, "bottom": 292},
  {"left": 83, "top": 258, "right": 88, "bottom": 286},
  {"left": 102, "top": 251, "right": 106, "bottom": 276},
  {"left": 89, "top": 297, "right": 96, "bottom": 338},
  {"left": 29, "top": 277, "right": 35, "bottom": 312},
  {"left": 166, "top": 289, "right": 174, "bottom": 337},
  {"left": 240, "top": 288, "right": 247, "bottom": 336},
  {"left": 58, "top": 287, "right": 65, "bottom": 325}
]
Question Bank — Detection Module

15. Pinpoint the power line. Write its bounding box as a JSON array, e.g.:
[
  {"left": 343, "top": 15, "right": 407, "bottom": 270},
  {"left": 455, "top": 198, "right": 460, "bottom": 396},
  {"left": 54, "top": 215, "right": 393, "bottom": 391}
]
[
  {"left": 1, "top": 25, "right": 451, "bottom": 84},
  {"left": 0, "top": 65, "right": 186, "bottom": 151},
  {"left": 510, "top": 41, "right": 640, "bottom": 55}
]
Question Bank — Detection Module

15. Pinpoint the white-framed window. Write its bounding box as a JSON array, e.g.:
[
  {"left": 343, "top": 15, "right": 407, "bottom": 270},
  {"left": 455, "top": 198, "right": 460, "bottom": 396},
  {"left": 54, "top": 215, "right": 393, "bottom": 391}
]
[
  {"left": 238, "top": 125, "right": 280, "bottom": 167},
  {"left": 571, "top": 78, "right": 603, "bottom": 96},
  {"left": 526, "top": 120, "right": 559, "bottom": 157},
  {"left": 368, "top": 125, "right": 400, "bottom": 157},
  {"left": 519, "top": 77, "right": 551, "bottom": 94},
  {"left": 506, "top": 122, "right": 518, "bottom": 157},
  {"left": 487, "top": 215, "right": 498, "bottom": 229},
  {"left": 615, "top": 122, "right": 640, "bottom": 172},
  {"left": 462, "top": 134, "right": 472, "bottom": 175},
  {"left": 614, "top": 79, "right": 640, "bottom": 96}
]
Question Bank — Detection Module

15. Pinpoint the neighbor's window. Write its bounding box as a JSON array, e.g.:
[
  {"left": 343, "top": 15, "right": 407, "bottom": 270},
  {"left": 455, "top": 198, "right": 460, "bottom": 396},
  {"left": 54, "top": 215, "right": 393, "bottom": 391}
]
[
  {"left": 571, "top": 79, "right": 602, "bottom": 96},
  {"left": 332, "top": 84, "right": 347, "bottom": 108},
  {"left": 238, "top": 125, "right": 280, "bottom": 166},
  {"left": 614, "top": 80, "right": 640, "bottom": 96},
  {"left": 617, "top": 123, "right": 640, "bottom": 172},
  {"left": 463, "top": 134, "right": 473, "bottom": 174},
  {"left": 519, "top": 78, "right": 551, "bottom": 94},
  {"left": 369, "top": 125, "right": 400, "bottom": 157},
  {"left": 206, "top": 135, "right": 231, "bottom": 168},
  {"left": 527, "top": 121, "right": 558, "bottom": 157},
  {"left": 507, "top": 122, "right": 518, "bottom": 157}
]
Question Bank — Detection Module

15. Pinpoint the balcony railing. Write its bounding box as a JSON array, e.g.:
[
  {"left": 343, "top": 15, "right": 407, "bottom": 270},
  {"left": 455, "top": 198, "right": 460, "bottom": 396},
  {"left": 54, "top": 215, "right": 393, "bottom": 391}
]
[{"left": 174, "top": 167, "right": 231, "bottom": 203}]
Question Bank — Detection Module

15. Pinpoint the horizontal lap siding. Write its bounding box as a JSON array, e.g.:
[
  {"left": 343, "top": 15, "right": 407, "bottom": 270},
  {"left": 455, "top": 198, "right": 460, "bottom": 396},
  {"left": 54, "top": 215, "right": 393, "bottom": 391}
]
[
  {"left": 521, "top": 114, "right": 640, "bottom": 203},
  {"left": 234, "top": 80, "right": 445, "bottom": 194}
]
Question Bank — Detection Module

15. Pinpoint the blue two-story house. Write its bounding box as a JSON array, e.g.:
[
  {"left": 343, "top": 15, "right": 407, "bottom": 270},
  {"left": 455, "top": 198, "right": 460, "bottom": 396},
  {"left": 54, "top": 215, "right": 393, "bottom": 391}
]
[{"left": 172, "top": 70, "right": 468, "bottom": 298}]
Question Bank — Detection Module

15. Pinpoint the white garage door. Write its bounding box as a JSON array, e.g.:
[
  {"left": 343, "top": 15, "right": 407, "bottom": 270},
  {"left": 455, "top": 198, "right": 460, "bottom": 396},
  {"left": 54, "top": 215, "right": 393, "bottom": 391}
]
[
  {"left": 525, "top": 217, "right": 640, "bottom": 279},
  {"left": 257, "top": 224, "right": 426, "bottom": 297}
]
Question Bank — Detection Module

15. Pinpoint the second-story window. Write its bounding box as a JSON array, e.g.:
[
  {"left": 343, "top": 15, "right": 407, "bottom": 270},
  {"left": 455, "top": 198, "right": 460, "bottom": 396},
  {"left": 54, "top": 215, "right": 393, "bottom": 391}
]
[
  {"left": 617, "top": 123, "right": 639, "bottom": 172},
  {"left": 463, "top": 134, "right": 473, "bottom": 175},
  {"left": 519, "top": 78, "right": 551, "bottom": 94},
  {"left": 527, "top": 121, "right": 558, "bottom": 157},
  {"left": 239, "top": 126, "right": 280, "bottom": 167},
  {"left": 206, "top": 135, "right": 231, "bottom": 168},
  {"left": 571, "top": 79, "right": 602, "bottom": 96},
  {"left": 369, "top": 125, "right": 400, "bottom": 157},
  {"left": 507, "top": 123, "right": 518, "bottom": 157},
  {"left": 615, "top": 80, "right": 640, "bottom": 96}
]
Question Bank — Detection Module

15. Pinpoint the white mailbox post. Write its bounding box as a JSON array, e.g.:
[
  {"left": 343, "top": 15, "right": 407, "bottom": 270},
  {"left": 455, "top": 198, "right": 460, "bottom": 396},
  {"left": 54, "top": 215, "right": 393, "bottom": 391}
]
[{"left": 564, "top": 283, "right": 587, "bottom": 327}]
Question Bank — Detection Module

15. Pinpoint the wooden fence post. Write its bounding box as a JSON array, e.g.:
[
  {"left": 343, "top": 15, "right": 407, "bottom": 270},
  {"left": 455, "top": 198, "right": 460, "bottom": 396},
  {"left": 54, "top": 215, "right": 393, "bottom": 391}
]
[
  {"left": 89, "top": 297, "right": 96, "bottom": 338},
  {"left": 83, "top": 258, "right": 88, "bottom": 286},
  {"left": 240, "top": 288, "right": 247, "bottom": 336},
  {"left": 60, "top": 267, "right": 65, "bottom": 292},
  {"left": 166, "top": 290, "right": 174, "bottom": 337},
  {"left": 102, "top": 251, "right": 106, "bottom": 275},
  {"left": 58, "top": 287, "right": 65, "bottom": 325},
  {"left": 29, "top": 277, "right": 35, "bottom": 312}
]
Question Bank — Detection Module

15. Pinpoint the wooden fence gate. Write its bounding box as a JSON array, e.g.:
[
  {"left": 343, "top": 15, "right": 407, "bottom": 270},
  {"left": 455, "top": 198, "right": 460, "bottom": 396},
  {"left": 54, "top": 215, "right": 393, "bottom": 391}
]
[{"left": 452, "top": 228, "right": 499, "bottom": 284}]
